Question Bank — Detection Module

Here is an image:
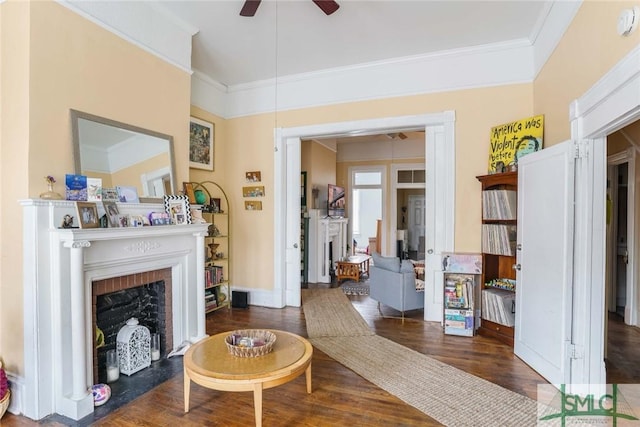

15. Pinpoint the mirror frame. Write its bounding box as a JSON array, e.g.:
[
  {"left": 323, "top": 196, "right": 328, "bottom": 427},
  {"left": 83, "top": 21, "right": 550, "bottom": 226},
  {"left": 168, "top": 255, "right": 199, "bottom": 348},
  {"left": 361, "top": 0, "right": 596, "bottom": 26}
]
[{"left": 70, "top": 109, "right": 177, "bottom": 203}]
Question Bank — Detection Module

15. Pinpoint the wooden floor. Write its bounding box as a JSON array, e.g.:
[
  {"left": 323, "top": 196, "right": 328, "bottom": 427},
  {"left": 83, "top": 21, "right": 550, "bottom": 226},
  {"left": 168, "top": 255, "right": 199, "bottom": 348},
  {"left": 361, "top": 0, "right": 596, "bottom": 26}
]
[{"left": 3, "top": 291, "right": 638, "bottom": 426}]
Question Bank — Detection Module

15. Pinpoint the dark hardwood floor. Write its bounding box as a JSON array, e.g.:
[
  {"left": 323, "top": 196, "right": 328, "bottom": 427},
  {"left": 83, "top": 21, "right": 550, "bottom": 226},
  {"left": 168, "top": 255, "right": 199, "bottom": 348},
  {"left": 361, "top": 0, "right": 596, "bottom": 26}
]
[{"left": 3, "top": 289, "right": 637, "bottom": 426}]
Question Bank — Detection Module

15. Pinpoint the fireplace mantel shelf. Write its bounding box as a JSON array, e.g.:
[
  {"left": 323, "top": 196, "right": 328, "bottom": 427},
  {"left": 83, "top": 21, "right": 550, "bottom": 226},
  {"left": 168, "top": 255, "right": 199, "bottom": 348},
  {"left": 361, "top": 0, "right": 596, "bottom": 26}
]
[{"left": 54, "top": 224, "right": 209, "bottom": 241}]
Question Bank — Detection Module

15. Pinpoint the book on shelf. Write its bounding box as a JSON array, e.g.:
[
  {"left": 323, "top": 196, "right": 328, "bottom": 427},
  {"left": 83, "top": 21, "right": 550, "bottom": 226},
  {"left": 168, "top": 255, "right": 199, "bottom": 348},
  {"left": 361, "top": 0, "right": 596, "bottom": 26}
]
[
  {"left": 481, "top": 288, "right": 515, "bottom": 327},
  {"left": 444, "top": 274, "right": 475, "bottom": 310},
  {"left": 205, "top": 265, "right": 224, "bottom": 287},
  {"left": 482, "top": 190, "right": 517, "bottom": 220},
  {"left": 482, "top": 224, "right": 517, "bottom": 256}
]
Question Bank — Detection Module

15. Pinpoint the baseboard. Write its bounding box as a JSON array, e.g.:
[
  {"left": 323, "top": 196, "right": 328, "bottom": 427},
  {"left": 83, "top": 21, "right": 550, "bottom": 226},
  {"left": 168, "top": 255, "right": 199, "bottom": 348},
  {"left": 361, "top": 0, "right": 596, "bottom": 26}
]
[{"left": 7, "top": 371, "right": 24, "bottom": 416}]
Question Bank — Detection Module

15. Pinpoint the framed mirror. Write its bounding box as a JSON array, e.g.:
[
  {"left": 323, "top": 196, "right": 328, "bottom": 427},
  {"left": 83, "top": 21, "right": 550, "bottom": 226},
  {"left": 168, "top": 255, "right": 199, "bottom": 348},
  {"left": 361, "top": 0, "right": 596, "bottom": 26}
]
[{"left": 70, "top": 109, "right": 177, "bottom": 201}]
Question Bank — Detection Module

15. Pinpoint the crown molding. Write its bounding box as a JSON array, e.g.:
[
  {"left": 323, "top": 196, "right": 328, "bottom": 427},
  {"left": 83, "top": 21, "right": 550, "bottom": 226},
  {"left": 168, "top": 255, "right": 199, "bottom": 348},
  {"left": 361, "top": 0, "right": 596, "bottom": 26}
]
[
  {"left": 215, "top": 40, "right": 535, "bottom": 119},
  {"left": 56, "top": 0, "right": 578, "bottom": 119},
  {"left": 532, "top": 0, "right": 583, "bottom": 77},
  {"left": 57, "top": 0, "right": 195, "bottom": 75}
]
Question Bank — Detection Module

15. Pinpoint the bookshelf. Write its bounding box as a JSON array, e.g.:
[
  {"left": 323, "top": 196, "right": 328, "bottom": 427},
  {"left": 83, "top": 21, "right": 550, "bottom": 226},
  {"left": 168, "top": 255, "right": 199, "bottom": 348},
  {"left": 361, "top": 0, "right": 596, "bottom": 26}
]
[
  {"left": 476, "top": 171, "right": 518, "bottom": 346},
  {"left": 190, "top": 181, "right": 231, "bottom": 314}
]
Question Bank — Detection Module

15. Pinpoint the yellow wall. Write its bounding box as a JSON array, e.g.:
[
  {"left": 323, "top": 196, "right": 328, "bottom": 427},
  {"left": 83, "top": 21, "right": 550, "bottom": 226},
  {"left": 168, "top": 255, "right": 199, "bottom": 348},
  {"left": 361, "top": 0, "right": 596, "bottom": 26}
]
[
  {"left": 534, "top": 1, "right": 640, "bottom": 144},
  {"left": 0, "top": 0, "right": 191, "bottom": 375},
  {"left": 1, "top": 0, "right": 31, "bottom": 375}
]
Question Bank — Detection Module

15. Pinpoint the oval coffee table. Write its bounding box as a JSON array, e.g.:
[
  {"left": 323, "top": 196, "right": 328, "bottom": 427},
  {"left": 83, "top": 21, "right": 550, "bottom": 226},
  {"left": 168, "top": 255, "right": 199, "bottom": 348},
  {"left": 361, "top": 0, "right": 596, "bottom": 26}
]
[{"left": 184, "top": 329, "right": 313, "bottom": 427}]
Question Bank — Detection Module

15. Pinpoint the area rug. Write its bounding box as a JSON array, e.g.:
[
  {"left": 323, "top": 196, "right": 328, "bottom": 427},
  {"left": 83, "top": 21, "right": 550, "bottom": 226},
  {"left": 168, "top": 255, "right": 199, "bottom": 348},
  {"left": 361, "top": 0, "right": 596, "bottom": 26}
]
[
  {"left": 302, "top": 288, "right": 540, "bottom": 427},
  {"left": 340, "top": 280, "right": 370, "bottom": 296}
]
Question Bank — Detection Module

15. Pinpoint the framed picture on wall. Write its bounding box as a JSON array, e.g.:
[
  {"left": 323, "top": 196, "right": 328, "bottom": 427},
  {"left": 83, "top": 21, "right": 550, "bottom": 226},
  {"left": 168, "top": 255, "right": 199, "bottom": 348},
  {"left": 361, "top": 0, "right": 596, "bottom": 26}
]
[
  {"left": 245, "top": 171, "right": 261, "bottom": 182},
  {"left": 189, "top": 117, "right": 214, "bottom": 170},
  {"left": 245, "top": 201, "right": 262, "bottom": 211}
]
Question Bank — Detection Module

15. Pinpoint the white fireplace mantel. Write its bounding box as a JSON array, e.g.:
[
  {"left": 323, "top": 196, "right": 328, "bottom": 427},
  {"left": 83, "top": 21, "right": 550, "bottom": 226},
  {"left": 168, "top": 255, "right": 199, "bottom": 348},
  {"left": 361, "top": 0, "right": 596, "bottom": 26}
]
[
  {"left": 307, "top": 209, "right": 348, "bottom": 283},
  {"left": 19, "top": 199, "right": 208, "bottom": 421}
]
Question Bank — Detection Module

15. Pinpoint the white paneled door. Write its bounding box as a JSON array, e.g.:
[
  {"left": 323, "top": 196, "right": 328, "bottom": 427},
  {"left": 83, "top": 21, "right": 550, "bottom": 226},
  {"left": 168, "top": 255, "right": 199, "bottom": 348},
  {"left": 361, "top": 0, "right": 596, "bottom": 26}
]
[{"left": 515, "top": 141, "right": 574, "bottom": 385}]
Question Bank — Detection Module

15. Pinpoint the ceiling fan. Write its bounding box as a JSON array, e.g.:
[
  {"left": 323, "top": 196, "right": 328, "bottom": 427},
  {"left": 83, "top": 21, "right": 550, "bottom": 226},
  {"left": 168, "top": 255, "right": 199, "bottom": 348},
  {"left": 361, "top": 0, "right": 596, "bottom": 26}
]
[{"left": 240, "top": 0, "right": 340, "bottom": 17}]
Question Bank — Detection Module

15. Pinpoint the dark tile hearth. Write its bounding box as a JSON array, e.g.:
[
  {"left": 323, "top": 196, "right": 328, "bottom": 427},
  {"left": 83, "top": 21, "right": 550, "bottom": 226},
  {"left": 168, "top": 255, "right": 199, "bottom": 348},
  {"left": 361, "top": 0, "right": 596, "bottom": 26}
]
[{"left": 44, "top": 356, "right": 183, "bottom": 427}]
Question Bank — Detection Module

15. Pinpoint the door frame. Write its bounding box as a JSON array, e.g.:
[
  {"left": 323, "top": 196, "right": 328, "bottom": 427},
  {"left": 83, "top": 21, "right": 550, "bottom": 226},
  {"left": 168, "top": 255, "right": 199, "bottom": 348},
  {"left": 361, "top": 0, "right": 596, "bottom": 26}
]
[
  {"left": 570, "top": 44, "right": 640, "bottom": 386},
  {"left": 606, "top": 149, "right": 636, "bottom": 326},
  {"left": 274, "top": 112, "right": 456, "bottom": 311},
  {"left": 390, "top": 162, "right": 426, "bottom": 257},
  {"left": 348, "top": 164, "right": 386, "bottom": 256}
]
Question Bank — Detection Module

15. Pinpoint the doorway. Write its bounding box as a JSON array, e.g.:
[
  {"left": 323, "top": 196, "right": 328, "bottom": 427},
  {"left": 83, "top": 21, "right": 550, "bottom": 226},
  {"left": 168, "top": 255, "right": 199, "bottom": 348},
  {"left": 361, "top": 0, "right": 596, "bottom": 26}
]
[
  {"left": 606, "top": 158, "right": 635, "bottom": 323},
  {"left": 274, "top": 112, "right": 456, "bottom": 316},
  {"left": 349, "top": 166, "right": 384, "bottom": 255}
]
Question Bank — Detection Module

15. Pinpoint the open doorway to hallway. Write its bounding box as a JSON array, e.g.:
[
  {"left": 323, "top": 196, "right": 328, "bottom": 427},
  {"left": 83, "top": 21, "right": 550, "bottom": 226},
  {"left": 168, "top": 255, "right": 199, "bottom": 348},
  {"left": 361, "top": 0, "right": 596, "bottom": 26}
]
[{"left": 605, "top": 120, "right": 639, "bottom": 383}]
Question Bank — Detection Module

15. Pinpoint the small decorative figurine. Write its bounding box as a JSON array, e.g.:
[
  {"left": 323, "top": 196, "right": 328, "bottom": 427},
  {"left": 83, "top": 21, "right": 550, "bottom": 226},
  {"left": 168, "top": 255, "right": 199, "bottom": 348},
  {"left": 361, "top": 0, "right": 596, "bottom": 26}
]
[{"left": 61, "top": 215, "right": 74, "bottom": 229}]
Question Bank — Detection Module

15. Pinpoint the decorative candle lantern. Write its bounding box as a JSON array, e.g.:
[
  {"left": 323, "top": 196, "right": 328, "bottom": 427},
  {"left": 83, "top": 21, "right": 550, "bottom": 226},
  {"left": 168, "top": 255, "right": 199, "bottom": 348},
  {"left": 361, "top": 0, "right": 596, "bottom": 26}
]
[{"left": 116, "top": 318, "right": 151, "bottom": 375}]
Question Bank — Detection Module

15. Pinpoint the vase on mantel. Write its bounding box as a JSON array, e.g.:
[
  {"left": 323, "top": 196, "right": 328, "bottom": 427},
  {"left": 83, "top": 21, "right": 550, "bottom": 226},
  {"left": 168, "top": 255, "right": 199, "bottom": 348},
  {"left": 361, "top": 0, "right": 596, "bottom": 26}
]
[{"left": 40, "top": 181, "right": 63, "bottom": 200}]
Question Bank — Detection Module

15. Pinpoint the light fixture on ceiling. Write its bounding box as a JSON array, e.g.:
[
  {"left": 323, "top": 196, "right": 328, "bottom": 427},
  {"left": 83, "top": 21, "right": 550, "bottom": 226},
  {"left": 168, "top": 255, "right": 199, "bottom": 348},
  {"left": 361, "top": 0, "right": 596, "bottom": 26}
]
[{"left": 386, "top": 132, "right": 408, "bottom": 140}]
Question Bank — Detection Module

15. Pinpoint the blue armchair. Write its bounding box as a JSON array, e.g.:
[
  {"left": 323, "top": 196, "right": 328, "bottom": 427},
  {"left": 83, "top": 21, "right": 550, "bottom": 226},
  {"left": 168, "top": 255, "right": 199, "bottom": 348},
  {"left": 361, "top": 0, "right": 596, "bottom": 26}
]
[{"left": 369, "top": 253, "right": 424, "bottom": 320}]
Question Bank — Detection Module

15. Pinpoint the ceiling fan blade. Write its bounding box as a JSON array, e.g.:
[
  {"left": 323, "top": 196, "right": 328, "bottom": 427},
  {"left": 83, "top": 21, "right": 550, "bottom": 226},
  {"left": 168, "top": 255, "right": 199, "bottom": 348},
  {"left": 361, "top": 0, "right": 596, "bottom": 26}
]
[
  {"left": 312, "top": 0, "right": 340, "bottom": 15},
  {"left": 240, "top": 0, "right": 261, "bottom": 17}
]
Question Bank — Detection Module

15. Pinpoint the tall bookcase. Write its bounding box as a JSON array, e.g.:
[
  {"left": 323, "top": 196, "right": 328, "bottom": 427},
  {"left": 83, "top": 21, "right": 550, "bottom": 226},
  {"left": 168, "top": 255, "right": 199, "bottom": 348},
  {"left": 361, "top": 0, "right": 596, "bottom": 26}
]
[
  {"left": 476, "top": 171, "right": 518, "bottom": 346},
  {"left": 190, "top": 181, "right": 231, "bottom": 314}
]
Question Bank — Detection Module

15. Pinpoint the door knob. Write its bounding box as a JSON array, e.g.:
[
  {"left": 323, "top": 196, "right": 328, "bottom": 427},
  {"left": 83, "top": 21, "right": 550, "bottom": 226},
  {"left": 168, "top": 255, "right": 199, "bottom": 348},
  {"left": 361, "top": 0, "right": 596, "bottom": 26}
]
[
  {"left": 514, "top": 264, "right": 522, "bottom": 271},
  {"left": 293, "top": 243, "right": 298, "bottom": 248}
]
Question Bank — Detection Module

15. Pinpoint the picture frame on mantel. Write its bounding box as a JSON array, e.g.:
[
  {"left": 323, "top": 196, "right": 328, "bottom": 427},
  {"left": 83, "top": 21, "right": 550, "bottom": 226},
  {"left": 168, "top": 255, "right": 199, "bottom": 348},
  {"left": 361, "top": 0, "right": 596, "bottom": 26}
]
[
  {"left": 76, "top": 202, "right": 99, "bottom": 229},
  {"left": 189, "top": 116, "right": 214, "bottom": 170},
  {"left": 163, "top": 195, "right": 192, "bottom": 225}
]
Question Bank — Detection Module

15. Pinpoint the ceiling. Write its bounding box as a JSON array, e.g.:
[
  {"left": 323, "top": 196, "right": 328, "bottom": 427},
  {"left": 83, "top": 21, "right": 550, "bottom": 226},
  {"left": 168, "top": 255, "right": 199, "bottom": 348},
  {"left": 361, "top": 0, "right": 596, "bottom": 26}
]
[{"left": 157, "top": 0, "right": 552, "bottom": 87}]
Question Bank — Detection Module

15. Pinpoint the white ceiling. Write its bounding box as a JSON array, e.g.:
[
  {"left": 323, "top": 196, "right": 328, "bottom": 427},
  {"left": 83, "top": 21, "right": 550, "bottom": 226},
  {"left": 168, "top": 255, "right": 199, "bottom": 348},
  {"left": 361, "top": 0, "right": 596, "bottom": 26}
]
[{"left": 158, "top": 0, "right": 552, "bottom": 87}]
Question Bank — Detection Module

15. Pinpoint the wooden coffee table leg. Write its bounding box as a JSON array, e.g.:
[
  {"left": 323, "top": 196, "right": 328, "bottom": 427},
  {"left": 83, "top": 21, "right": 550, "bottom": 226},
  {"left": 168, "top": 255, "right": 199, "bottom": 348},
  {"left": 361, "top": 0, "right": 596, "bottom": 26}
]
[
  {"left": 184, "top": 369, "right": 191, "bottom": 412},
  {"left": 253, "top": 383, "right": 263, "bottom": 427},
  {"left": 305, "top": 363, "right": 312, "bottom": 393}
]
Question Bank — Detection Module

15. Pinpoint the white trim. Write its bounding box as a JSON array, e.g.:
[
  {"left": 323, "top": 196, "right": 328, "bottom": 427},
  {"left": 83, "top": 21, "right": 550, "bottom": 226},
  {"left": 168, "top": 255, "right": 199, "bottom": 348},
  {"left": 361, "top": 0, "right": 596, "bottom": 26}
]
[
  {"left": 226, "top": 42, "right": 533, "bottom": 119},
  {"left": 57, "top": 0, "right": 195, "bottom": 75},
  {"left": 532, "top": 1, "right": 582, "bottom": 76},
  {"left": 348, "top": 165, "right": 386, "bottom": 255},
  {"left": 274, "top": 112, "right": 455, "bottom": 310},
  {"left": 570, "top": 43, "right": 640, "bottom": 387},
  {"left": 390, "top": 163, "right": 426, "bottom": 258}
]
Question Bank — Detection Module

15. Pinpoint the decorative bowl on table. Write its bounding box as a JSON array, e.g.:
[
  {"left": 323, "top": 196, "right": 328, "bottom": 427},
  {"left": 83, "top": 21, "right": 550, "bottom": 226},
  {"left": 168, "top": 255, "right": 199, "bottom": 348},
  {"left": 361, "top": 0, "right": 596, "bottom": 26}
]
[{"left": 225, "top": 329, "right": 276, "bottom": 358}]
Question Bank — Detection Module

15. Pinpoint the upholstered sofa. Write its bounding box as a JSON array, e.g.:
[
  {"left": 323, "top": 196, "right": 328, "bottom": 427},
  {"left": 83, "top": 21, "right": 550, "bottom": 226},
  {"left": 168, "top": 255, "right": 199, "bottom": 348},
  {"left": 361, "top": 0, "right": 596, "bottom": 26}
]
[{"left": 369, "top": 253, "right": 424, "bottom": 318}]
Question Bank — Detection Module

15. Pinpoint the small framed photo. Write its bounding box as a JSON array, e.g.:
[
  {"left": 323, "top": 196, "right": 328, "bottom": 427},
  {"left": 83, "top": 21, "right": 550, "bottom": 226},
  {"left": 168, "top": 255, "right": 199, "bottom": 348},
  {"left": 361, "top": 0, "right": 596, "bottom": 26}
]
[
  {"left": 245, "top": 171, "right": 261, "bottom": 182},
  {"left": 245, "top": 201, "right": 262, "bottom": 211},
  {"left": 76, "top": 202, "right": 99, "bottom": 229},
  {"left": 116, "top": 214, "right": 130, "bottom": 228},
  {"left": 163, "top": 195, "right": 192, "bottom": 225},
  {"left": 243, "top": 186, "right": 265, "bottom": 197},
  {"left": 189, "top": 116, "right": 214, "bottom": 170},
  {"left": 103, "top": 201, "right": 119, "bottom": 227},
  {"left": 211, "top": 198, "right": 221, "bottom": 213}
]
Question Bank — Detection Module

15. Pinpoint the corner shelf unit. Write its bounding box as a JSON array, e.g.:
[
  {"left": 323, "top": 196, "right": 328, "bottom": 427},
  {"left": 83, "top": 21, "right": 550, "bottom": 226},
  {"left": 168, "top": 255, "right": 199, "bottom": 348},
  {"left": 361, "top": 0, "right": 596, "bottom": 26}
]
[
  {"left": 476, "top": 171, "right": 518, "bottom": 346},
  {"left": 189, "top": 181, "right": 231, "bottom": 314}
]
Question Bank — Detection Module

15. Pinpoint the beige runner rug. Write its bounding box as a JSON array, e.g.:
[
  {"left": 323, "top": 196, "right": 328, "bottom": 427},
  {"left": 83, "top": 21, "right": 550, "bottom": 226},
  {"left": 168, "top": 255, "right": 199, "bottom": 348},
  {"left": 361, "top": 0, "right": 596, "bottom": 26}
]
[{"left": 302, "top": 288, "right": 540, "bottom": 427}]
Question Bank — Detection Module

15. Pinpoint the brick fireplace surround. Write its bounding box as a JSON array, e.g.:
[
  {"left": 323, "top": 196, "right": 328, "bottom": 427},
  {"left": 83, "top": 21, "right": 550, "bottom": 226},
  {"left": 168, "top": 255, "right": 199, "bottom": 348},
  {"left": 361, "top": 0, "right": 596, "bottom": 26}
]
[
  {"left": 20, "top": 200, "right": 209, "bottom": 421},
  {"left": 92, "top": 268, "right": 173, "bottom": 383}
]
